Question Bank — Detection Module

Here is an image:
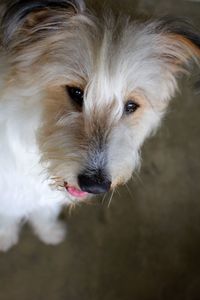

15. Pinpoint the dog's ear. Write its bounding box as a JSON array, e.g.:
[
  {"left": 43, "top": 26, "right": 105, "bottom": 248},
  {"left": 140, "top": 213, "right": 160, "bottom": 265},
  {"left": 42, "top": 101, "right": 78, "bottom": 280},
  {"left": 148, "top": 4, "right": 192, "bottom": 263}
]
[
  {"left": 2, "top": 0, "right": 86, "bottom": 46},
  {"left": 153, "top": 17, "right": 200, "bottom": 74}
]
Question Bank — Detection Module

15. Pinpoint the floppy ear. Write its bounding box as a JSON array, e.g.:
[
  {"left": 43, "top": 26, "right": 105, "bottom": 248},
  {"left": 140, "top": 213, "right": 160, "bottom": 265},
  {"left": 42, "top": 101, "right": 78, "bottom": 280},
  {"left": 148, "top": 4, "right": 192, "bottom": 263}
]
[
  {"left": 154, "top": 17, "right": 200, "bottom": 74},
  {"left": 1, "top": 0, "right": 85, "bottom": 46}
]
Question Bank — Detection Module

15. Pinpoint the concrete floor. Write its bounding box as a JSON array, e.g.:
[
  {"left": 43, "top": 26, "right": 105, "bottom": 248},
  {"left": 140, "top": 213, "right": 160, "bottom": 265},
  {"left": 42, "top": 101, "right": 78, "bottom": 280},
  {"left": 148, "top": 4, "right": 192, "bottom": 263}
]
[{"left": 0, "top": 1, "right": 200, "bottom": 300}]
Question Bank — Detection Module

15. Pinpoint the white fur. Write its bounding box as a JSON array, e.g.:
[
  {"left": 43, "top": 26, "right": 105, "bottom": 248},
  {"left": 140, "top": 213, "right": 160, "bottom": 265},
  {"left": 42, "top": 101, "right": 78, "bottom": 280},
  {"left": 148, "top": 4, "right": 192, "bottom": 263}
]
[{"left": 0, "top": 79, "right": 69, "bottom": 250}]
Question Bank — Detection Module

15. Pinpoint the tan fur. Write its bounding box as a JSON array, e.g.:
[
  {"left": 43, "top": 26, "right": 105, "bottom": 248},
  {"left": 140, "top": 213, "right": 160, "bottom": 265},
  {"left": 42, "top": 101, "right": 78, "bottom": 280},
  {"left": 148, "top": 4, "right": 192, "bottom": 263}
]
[
  {"left": 160, "top": 34, "right": 200, "bottom": 73},
  {"left": 38, "top": 85, "right": 86, "bottom": 179}
]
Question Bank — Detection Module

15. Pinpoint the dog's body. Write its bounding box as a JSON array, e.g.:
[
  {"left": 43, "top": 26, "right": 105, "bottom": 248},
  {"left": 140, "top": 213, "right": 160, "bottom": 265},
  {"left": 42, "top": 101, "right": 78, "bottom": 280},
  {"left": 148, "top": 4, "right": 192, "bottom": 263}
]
[
  {"left": 0, "top": 51, "right": 68, "bottom": 250},
  {"left": 0, "top": 0, "right": 199, "bottom": 251}
]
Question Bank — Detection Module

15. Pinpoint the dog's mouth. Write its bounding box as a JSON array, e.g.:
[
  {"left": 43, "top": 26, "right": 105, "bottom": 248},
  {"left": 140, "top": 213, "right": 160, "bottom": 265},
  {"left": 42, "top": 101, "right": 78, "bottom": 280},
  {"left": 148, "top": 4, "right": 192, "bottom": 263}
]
[{"left": 64, "top": 182, "right": 88, "bottom": 199}]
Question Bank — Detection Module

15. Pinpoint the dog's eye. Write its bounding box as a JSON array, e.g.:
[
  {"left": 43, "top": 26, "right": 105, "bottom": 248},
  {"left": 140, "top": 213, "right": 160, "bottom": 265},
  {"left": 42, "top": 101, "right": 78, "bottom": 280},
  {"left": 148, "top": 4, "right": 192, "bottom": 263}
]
[
  {"left": 124, "top": 100, "right": 139, "bottom": 114},
  {"left": 67, "top": 86, "right": 84, "bottom": 107}
]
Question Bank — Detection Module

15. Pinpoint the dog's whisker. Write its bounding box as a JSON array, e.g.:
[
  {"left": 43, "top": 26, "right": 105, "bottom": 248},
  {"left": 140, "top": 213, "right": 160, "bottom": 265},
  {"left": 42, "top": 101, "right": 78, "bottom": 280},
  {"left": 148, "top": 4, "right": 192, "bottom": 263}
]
[
  {"left": 116, "top": 188, "right": 121, "bottom": 196},
  {"left": 101, "top": 192, "right": 108, "bottom": 205},
  {"left": 125, "top": 183, "right": 132, "bottom": 197},
  {"left": 107, "top": 189, "right": 115, "bottom": 208},
  {"left": 132, "top": 171, "right": 144, "bottom": 186}
]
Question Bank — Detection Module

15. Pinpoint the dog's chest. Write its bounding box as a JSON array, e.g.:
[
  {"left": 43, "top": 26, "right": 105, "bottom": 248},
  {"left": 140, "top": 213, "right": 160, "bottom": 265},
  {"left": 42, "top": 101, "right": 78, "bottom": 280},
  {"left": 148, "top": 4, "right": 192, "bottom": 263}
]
[
  {"left": 0, "top": 96, "right": 66, "bottom": 217},
  {"left": 0, "top": 138, "right": 65, "bottom": 217}
]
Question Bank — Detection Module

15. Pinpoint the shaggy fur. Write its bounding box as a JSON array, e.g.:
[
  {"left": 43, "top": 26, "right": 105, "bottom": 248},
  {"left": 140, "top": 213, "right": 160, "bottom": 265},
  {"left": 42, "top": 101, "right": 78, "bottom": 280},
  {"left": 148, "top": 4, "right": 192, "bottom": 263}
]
[{"left": 0, "top": 0, "right": 199, "bottom": 251}]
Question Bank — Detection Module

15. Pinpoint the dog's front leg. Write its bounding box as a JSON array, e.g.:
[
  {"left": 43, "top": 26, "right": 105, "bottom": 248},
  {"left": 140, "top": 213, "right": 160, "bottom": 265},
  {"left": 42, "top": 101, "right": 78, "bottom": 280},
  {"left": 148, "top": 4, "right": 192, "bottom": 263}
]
[{"left": 29, "top": 207, "right": 66, "bottom": 246}]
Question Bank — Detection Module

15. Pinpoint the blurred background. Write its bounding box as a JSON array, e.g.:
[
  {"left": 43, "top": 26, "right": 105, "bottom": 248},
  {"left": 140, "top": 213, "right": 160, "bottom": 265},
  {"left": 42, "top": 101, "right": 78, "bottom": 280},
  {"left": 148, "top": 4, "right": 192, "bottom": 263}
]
[{"left": 0, "top": 1, "right": 200, "bottom": 299}]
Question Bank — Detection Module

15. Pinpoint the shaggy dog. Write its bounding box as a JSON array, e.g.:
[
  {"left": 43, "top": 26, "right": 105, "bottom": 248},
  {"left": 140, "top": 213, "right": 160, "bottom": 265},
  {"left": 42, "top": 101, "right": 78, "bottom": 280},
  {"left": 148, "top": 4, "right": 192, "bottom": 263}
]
[{"left": 0, "top": 0, "right": 199, "bottom": 251}]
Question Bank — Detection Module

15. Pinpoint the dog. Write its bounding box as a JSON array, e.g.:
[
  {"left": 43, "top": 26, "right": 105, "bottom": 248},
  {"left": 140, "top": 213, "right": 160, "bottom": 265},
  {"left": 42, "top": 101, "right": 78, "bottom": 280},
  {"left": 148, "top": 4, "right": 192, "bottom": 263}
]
[{"left": 0, "top": 0, "right": 199, "bottom": 251}]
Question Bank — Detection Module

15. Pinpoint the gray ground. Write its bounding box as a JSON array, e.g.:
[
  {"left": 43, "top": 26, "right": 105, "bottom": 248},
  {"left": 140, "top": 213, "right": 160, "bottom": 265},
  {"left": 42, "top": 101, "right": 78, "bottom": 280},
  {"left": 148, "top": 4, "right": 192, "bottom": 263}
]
[{"left": 0, "top": 1, "right": 200, "bottom": 299}]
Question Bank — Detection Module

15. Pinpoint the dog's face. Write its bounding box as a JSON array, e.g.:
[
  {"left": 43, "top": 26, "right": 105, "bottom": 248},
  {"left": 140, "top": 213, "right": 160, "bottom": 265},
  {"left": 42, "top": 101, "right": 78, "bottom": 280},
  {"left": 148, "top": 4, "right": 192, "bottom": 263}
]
[{"left": 2, "top": 0, "right": 200, "bottom": 201}]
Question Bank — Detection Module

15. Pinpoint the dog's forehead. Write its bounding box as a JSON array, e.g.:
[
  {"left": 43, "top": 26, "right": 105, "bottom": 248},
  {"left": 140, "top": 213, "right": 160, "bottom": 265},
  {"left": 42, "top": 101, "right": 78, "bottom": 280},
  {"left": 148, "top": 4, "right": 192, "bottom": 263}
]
[
  {"left": 65, "top": 20, "right": 129, "bottom": 95},
  {"left": 67, "top": 17, "right": 162, "bottom": 99}
]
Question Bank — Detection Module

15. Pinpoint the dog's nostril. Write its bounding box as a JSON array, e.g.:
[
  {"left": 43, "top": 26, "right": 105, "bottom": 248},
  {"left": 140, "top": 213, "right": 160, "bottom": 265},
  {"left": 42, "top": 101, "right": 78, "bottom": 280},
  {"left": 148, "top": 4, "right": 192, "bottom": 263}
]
[{"left": 78, "top": 173, "right": 111, "bottom": 194}]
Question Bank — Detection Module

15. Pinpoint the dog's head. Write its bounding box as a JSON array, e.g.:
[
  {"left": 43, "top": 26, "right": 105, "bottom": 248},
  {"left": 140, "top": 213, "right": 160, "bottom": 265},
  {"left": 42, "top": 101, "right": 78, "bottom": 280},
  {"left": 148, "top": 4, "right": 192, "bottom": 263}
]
[{"left": 2, "top": 0, "right": 200, "bottom": 201}]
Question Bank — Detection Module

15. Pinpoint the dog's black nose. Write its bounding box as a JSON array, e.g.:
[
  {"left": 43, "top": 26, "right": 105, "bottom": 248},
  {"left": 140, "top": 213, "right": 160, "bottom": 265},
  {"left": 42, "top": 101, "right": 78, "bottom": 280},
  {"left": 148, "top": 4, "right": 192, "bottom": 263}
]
[{"left": 78, "top": 173, "right": 111, "bottom": 194}]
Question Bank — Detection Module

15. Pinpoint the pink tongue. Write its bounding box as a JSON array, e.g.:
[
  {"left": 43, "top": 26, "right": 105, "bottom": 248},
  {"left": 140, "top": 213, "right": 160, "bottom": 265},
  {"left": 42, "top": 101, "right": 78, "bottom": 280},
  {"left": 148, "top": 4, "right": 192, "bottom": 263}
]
[{"left": 67, "top": 186, "right": 88, "bottom": 198}]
